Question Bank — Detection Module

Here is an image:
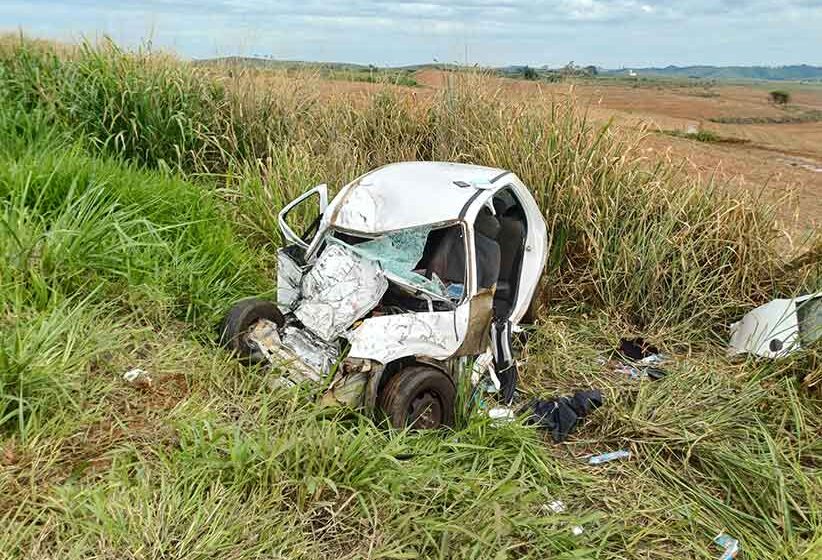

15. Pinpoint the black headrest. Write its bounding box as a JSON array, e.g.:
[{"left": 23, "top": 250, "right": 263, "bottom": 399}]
[
  {"left": 475, "top": 208, "right": 500, "bottom": 240},
  {"left": 493, "top": 191, "right": 517, "bottom": 216}
]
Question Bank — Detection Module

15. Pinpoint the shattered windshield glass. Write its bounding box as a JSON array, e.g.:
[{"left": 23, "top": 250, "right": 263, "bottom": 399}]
[{"left": 330, "top": 226, "right": 448, "bottom": 297}]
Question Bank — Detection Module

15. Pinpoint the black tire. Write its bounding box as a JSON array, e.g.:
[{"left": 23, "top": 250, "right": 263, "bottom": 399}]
[
  {"left": 218, "top": 298, "right": 284, "bottom": 364},
  {"left": 378, "top": 365, "right": 456, "bottom": 430}
]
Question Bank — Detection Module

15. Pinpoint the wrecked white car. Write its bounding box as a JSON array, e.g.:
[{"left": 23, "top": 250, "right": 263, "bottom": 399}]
[{"left": 219, "top": 162, "right": 547, "bottom": 428}]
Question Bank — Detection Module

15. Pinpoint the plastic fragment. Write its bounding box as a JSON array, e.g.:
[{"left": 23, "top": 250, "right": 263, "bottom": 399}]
[
  {"left": 123, "top": 368, "right": 152, "bottom": 388},
  {"left": 587, "top": 450, "right": 631, "bottom": 465},
  {"left": 542, "top": 500, "right": 584, "bottom": 535},
  {"left": 487, "top": 406, "right": 515, "bottom": 423},
  {"left": 544, "top": 500, "right": 566, "bottom": 514},
  {"left": 639, "top": 353, "right": 668, "bottom": 365},
  {"left": 714, "top": 533, "right": 740, "bottom": 559}
]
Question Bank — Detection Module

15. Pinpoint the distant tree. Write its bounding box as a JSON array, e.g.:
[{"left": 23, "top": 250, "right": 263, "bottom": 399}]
[
  {"left": 522, "top": 66, "right": 538, "bottom": 80},
  {"left": 561, "top": 61, "right": 577, "bottom": 76},
  {"left": 770, "top": 90, "right": 791, "bottom": 105},
  {"left": 584, "top": 65, "right": 598, "bottom": 76}
]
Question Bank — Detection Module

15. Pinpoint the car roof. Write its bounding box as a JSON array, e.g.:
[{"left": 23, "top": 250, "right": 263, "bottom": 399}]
[{"left": 326, "top": 161, "right": 511, "bottom": 234}]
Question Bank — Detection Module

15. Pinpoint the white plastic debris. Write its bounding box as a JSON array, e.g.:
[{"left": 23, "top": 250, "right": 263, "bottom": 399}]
[
  {"left": 713, "top": 533, "right": 740, "bottom": 559},
  {"left": 545, "top": 500, "right": 566, "bottom": 514},
  {"left": 587, "top": 450, "right": 631, "bottom": 465},
  {"left": 471, "top": 351, "right": 495, "bottom": 386},
  {"left": 123, "top": 368, "right": 152, "bottom": 387},
  {"left": 638, "top": 353, "right": 668, "bottom": 365},
  {"left": 541, "top": 500, "right": 584, "bottom": 535},
  {"left": 728, "top": 293, "right": 821, "bottom": 358},
  {"left": 487, "top": 406, "right": 515, "bottom": 424}
]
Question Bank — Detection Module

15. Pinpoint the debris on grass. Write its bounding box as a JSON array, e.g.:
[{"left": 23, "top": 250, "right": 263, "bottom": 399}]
[
  {"left": 525, "top": 390, "right": 604, "bottom": 442},
  {"left": 607, "top": 338, "right": 671, "bottom": 380},
  {"left": 542, "top": 500, "right": 585, "bottom": 536},
  {"left": 587, "top": 450, "right": 631, "bottom": 465},
  {"left": 122, "top": 368, "right": 152, "bottom": 388},
  {"left": 713, "top": 533, "right": 740, "bottom": 559},
  {"left": 487, "top": 406, "right": 515, "bottom": 424},
  {"left": 615, "top": 337, "right": 659, "bottom": 360}
]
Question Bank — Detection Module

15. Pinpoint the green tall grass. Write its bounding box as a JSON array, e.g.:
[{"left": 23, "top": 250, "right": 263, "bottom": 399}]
[{"left": 0, "top": 36, "right": 819, "bottom": 559}]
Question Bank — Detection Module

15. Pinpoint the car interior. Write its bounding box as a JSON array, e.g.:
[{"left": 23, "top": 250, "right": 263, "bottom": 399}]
[{"left": 327, "top": 187, "right": 527, "bottom": 319}]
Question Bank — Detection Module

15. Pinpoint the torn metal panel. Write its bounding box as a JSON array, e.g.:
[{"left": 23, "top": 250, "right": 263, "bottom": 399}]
[
  {"left": 276, "top": 248, "right": 304, "bottom": 311},
  {"left": 248, "top": 320, "right": 326, "bottom": 383},
  {"left": 728, "top": 293, "right": 822, "bottom": 358},
  {"left": 294, "top": 243, "right": 389, "bottom": 342},
  {"left": 320, "top": 371, "right": 369, "bottom": 408},
  {"left": 279, "top": 325, "right": 338, "bottom": 380},
  {"left": 346, "top": 303, "right": 471, "bottom": 363},
  {"left": 454, "top": 289, "right": 494, "bottom": 356}
]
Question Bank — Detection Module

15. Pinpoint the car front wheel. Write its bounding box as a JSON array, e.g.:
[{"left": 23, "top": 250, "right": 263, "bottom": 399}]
[
  {"left": 378, "top": 365, "right": 456, "bottom": 429},
  {"left": 218, "top": 298, "right": 284, "bottom": 364}
]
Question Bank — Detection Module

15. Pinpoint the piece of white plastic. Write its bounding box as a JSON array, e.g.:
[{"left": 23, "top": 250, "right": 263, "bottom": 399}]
[
  {"left": 713, "top": 533, "right": 740, "bottom": 559},
  {"left": 542, "top": 500, "right": 585, "bottom": 535},
  {"left": 728, "top": 293, "right": 822, "bottom": 358},
  {"left": 123, "top": 368, "right": 152, "bottom": 387},
  {"left": 487, "top": 406, "right": 515, "bottom": 423},
  {"left": 587, "top": 450, "right": 631, "bottom": 465}
]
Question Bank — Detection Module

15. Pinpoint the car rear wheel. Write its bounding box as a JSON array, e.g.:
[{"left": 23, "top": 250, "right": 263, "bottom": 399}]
[
  {"left": 378, "top": 365, "right": 456, "bottom": 429},
  {"left": 218, "top": 298, "right": 284, "bottom": 364}
]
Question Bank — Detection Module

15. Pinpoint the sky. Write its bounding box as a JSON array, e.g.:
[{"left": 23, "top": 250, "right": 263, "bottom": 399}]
[{"left": 3, "top": 1, "right": 822, "bottom": 68}]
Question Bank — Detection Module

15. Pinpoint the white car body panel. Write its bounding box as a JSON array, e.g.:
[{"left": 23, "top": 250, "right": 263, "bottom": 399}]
[
  {"left": 294, "top": 243, "right": 389, "bottom": 342},
  {"left": 346, "top": 303, "right": 471, "bottom": 363},
  {"left": 728, "top": 293, "right": 822, "bottom": 358},
  {"left": 325, "top": 161, "right": 508, "bottom": 234}
]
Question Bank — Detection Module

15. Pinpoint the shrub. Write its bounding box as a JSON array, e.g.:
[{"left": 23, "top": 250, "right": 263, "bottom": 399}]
[{"left": 770, "top": 90, "right": 791, "bottom": 105}]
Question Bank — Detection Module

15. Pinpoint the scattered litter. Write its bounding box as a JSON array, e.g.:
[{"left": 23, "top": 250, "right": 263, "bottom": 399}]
[
  {"left": 547, "top": 501, "right": 584, "bottom": 535},
  {"left": 544, "top": 500, "right": 566, "bottom": 514},
  {"left": 587, "top": 450, "right": 631, "bottom": 465},
  {"left": 638, "top": 353, "right": 668, "bottom": 365},
  {"left": 713, "top": 533, "right": 740, "bottom": 559},
  {"left": 123, "top": 368, "right": 152, "bottom": 388},
  {"left": 542, "top": 500, "right": 585, "bottom": 535},
  {"left": 728, "top": 293, "right": 821, "bottom": 358},
  {"left": 525, "top": 390, "right": 604, "bottom": 442},
  {"left": 607, "top": 338, "right": 670, "bottom": 381},
  {"left": 487, "top": 406, "right": 515, "bottom": 423},
  {"left": 613, "top": 363, "right": 643, "bottom": 380}
]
